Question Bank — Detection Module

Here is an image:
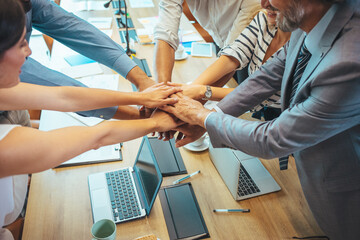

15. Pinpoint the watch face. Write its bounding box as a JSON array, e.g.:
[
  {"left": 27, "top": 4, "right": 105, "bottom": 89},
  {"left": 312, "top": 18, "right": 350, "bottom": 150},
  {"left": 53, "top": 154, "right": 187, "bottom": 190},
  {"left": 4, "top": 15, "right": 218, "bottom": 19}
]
[
  {"left": 205, "top": 91, "right": 211, "bottom": 98},
  {"left": 205, "top": 86, "right": 212, "bottom": 99}
]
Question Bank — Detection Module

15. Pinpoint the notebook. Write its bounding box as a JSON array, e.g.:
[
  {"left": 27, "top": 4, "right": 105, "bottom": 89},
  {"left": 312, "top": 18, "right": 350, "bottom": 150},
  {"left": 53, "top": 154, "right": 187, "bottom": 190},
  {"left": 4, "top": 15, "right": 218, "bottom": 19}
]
[
  {"left": 209, "top": 143, "right": 281, "bottom": 201},
  {"left": 159, "top": 183, "right": 210, "bottom": 240},
  {"left": 88, "top": 136, "right": 163, "bottom": 223}
]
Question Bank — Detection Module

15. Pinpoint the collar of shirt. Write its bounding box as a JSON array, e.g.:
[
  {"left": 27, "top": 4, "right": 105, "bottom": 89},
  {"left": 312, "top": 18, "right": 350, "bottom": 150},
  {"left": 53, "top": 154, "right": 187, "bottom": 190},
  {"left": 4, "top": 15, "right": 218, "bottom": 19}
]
[{"left": 305, "top": 3, "right": 339, "bottom": 55}]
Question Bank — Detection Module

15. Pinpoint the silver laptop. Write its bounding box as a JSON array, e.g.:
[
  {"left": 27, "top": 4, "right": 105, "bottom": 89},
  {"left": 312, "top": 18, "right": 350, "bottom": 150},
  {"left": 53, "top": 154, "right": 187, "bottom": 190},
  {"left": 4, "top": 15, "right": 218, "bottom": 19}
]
[
  {"left": 88, "top": 136, "right": 163, "bottom": 223},
  {"left": 209, "top": 143, "right": 280, "bottom": 201}
]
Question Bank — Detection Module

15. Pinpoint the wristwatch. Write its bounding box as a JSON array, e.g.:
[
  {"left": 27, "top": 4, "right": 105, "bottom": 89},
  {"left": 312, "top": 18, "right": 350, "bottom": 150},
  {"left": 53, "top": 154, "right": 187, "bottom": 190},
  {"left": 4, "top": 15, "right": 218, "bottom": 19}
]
[{"left": 202, "top": 85, "right": 212, "bottom": 100}]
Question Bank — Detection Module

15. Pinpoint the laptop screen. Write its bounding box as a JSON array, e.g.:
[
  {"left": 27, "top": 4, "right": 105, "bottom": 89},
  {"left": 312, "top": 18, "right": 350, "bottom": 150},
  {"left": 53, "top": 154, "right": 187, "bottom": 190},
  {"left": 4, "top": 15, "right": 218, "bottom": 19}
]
[{"left": 134, "top": 137, "right": 162, "bottom": 214}]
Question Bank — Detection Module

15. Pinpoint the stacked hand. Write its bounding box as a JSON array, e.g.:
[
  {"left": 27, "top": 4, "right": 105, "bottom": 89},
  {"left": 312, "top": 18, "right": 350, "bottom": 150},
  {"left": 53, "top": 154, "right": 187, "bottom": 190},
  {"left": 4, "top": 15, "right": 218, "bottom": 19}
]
[
  {"left": 141, "top": 83, "right": 213, "bottom": 148},
  {"left": 139, "top": 82, "right": 182, "bottom": 108},
  {"left": 160, "top": 93, "right": 212, "bottom": 127},
  {"left": 166, "top": 82, "right": 206, "bottom": 100}
]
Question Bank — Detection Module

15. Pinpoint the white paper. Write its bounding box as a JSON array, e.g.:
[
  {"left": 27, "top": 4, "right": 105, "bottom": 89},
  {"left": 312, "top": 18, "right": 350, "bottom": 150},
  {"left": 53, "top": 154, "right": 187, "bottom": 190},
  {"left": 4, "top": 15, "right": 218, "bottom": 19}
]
[
  {"left": 138, "top": 16, "right": 159, "bottom": 29},
  {"left": 66, "top": 112, "right": 104, "bottom": 126},
  {"left": 182, "top": 30, "right": 203, "bottom": 43},
  {"left": 77, "top": 74, "right": 119, "bottom": 91},
  {"left": 61, "top": 62, "right": 103, "bottom": 79},
  {"left": 129, "top": 0, "right": 154, "bottom": 8},
  {"left": 61, "top": 1, "right": 107, "bottom": 12},
  {"left": 63, "top": 144, "right": 120, "bottom": 165},
  {"left": 39, "top": 110, "right": 122, "bottom": 166},
  {"left": 101, "top": 29, "right": 113, "bottom": 38},
  {"left": 64, "top": 74, "right": 119, "bottom": 126},
  {"left": 88, "top": 17, "right": 112, "bottom": 29},
  {"left": 87, "top": 1, "right": 108, "bottom": 10},
  {"left": 31, "top": 29, "right": 42, "bottom": 36}
]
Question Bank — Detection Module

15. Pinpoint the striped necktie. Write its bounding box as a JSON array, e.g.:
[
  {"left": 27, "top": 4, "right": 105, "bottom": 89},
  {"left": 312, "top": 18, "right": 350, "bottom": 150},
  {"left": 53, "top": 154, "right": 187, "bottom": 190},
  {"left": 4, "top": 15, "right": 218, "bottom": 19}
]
[
  {"left": 279, "top": 41, "right": 312, "bottom": 171},
  {"left": 289, "top": 42, "right": 311, "bottom": 103}
]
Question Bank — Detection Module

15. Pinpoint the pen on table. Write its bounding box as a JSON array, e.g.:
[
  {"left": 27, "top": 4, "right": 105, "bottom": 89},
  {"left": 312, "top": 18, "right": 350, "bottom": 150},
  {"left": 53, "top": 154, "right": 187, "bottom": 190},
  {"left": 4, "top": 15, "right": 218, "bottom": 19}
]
[
  {"left": 173, "top": 170, "right": 201, "bottom": 184},
  {"left": 213, "top": 209, "right": 250, "bottom": 213}
]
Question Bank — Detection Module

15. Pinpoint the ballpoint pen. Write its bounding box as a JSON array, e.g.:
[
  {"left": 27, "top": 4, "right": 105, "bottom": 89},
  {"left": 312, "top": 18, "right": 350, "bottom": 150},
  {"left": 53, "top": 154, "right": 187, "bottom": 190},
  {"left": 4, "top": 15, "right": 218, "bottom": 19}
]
[
  {"left": 173, "top": 170, "right": 201, "bottom": 184},
  {"left": 213, "top": 209, "right": 250, "bottom": 213}
]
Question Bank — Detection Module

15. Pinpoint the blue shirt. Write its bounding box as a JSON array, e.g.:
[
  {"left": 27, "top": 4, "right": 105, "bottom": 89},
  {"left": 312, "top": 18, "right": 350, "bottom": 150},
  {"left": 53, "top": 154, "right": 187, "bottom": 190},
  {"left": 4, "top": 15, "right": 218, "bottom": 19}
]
[{"left": 19, "top": 0, "right": 138, "bottom": 119}]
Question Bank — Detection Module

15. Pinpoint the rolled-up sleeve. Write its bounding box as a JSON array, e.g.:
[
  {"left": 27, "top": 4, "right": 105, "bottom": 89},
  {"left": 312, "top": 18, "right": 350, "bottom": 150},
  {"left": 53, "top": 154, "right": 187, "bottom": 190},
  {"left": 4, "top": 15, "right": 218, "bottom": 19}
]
[{"left": 154, "top": 0, "right": 183, "bottom": 50}]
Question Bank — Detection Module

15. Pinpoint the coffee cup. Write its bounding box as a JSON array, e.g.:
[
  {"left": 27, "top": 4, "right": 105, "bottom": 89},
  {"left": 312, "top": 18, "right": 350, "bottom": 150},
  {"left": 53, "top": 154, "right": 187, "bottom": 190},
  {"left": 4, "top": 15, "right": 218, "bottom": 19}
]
[
  {"left": 91, "top": 219, "right": 116, "bottom": 240},
  {"left": 175, "top": 44, "right": 185, "bottom": 59},
  {"left": 189, "top": 133, "right": 207, "bottom": 148}
]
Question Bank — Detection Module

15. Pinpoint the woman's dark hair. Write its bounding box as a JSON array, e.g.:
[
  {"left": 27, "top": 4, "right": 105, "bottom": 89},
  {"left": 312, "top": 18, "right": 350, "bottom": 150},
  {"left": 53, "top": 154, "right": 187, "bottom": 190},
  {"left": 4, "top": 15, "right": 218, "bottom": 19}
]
[{"left": 0, "top": 0, "right": 26, "bottom": 58}]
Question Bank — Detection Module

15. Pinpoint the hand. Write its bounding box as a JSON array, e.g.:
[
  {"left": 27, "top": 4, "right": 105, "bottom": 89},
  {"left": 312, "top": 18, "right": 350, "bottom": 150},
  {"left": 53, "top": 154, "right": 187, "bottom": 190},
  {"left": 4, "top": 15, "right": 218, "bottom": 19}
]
[
  {"left": 166, "top": 82, "right": 205, "bottom": 100},
  {"left": 140, "top": 82, "right": 182, "bottom": 108},
  {"left": 150, "top": 109, "right": 183, "bottom": 133},
  {"left": 173, "top": 124, "right": 207, "bottom": 148},
  {"left": 160, "top": 93, "right": 212, "bottom": 127}
]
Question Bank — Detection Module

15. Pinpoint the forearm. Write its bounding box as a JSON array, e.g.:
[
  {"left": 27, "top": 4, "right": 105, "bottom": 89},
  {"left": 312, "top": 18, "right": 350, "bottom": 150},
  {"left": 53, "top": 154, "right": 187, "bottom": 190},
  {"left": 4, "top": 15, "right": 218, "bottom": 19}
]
[
  {"left": 211, "top": 87, "right": 234, "bottom": 101},
  {"left": 126, "top": 66, "right": 156, "bottom": 91},
  {"left": 0, "top": 83, "right": 147, "bottom": 111},
  {"left": 0, "top": 118, "right": 159, "bottom": 177},
  {"left": 193, "top": 55, "right": 239, "bottom": 85},
  {"left": 154, "top": 40, "right": 176, "bottom": 83},
  {"left": 113, "top": 106, "right": 142, "bottom": 120}
]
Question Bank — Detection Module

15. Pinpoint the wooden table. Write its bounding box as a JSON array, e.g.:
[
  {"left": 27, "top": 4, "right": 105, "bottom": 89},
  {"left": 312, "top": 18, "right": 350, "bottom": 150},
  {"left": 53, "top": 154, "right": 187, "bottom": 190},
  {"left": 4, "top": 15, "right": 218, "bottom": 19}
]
[{"left": 22, "top": 0, "right": 324, "bottom": 239}]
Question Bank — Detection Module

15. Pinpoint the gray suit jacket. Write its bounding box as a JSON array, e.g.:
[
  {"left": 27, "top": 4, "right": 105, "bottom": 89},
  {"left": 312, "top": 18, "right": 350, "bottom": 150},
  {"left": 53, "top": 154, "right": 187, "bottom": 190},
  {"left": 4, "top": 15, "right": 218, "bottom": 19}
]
[{"left": 206, "top": 3, "right": 360, "bottom": 239}]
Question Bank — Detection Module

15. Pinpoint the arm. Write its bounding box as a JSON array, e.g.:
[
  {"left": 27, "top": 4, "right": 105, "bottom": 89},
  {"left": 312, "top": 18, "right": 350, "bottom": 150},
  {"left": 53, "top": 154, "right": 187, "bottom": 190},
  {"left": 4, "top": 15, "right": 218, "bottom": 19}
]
[
  {"left": 153, "top": 0, "right": 183, "bottom": 83},
  {"left": 192, "top": 55, "right": 239, "bottom": 86},
  {"left": 154, "top": 40, "right": 176, "bottom": 83},
  {"left": 31, "top": 0, "right": 153, "bottom": 90},
  {"left": 0, "top": 82, "right": 181, "bottom": 111},
  {"left": 192, "top": 12, "right": 264, "bottom": 86},
  {"left": 0, "top": 112, "right": 180, "bottom": 178},
  {"left": 167, "top": 82, "right": 234, "bottom": 101},
  {"left": 207, "top": 61, "right": 360, "bottom": 158}
]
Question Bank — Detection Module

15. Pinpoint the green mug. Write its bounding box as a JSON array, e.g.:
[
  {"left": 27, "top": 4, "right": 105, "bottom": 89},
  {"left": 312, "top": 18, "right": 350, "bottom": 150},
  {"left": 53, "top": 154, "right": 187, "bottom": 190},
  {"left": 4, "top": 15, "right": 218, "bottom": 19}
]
[{"left": 91, "top": 219, "right": 116, "bottom": 240}]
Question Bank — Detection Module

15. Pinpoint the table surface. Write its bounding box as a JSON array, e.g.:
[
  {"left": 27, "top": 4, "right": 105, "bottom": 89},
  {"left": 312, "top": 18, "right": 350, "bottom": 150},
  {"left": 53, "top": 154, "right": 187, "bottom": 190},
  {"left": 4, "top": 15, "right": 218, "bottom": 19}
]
[{"left": 22, "top": 0, "right": 324, "bottom": 239}]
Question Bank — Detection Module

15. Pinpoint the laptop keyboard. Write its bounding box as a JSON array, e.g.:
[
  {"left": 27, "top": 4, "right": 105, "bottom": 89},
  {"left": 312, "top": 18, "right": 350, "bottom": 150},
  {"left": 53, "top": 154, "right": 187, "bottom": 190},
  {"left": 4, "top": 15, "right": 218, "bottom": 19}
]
[
  {"left": 106, "top": 169, "right": 142, "bottom": 222},
  {"left": 237, "top": 165, "right": 261, "bottom": 197}
]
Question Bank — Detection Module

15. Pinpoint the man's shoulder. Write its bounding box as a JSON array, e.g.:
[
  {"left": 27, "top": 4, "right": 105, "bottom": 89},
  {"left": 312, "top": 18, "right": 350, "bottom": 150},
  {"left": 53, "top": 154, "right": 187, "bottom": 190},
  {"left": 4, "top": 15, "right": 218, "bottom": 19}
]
[{"left": 329, "top": 12, "right": 360, "bottom": 62}]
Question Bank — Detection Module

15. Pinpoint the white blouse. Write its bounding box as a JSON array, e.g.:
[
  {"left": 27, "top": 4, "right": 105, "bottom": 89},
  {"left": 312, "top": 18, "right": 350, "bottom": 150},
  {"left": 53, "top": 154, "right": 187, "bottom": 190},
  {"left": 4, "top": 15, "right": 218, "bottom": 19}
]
[
  {"left": 219, "top": 11, "right": 283, "bottom": 111},
  {"left": 0, "top": 125, "right": 27, "bottom": 240}
]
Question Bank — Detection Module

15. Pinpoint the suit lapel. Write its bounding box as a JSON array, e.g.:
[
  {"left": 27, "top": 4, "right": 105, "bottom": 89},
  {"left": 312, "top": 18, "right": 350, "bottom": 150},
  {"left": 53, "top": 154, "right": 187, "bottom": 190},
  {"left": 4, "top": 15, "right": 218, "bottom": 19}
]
[
  {"left": 282, "top": 3, "right": 354, "bottom": 109},
  {"left": 295, "top": 4, "right": 354, "bottom": 100}
]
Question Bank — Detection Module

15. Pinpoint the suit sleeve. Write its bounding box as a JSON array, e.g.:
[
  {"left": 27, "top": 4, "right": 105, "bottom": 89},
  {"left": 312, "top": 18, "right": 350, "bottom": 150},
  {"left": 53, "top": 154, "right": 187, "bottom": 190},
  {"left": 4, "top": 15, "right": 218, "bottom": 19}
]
[
  {"left": 216, "top": 42, "right": 287, "bottom": 117},
  {"left": 206, "top": 61, "right": 360, "bottom": 159},
  {"left": 31, "top": 0, "right": 136, "bottom": 78}
]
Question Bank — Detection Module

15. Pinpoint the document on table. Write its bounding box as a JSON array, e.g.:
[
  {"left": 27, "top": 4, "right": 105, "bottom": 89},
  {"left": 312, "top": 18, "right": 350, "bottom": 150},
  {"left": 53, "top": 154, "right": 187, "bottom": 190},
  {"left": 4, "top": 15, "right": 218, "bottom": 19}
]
[
  {"left": 66, "top": 74, "right": 120, "bottom": 126},
  {"left": 61, "top": 1, "right": 107, "bottom": 12},
  {"left": 88, "top": 17, "right": 113, "bottom": 29},
  {"left": 39, "top": 110, "right": 122, "bottom": 167},
  {"left": 129, "top": 0, "right": 154, "bottom": 8},
  {"left": 61, "top": 62, "right": 103, "bottom": 79}
]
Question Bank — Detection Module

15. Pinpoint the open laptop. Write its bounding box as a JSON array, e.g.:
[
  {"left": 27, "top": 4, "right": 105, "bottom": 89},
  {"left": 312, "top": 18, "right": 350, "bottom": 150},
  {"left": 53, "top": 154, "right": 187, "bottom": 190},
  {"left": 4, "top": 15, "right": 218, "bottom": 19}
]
[
  {"left": 209, "top": 143, "right": 281, "bottom": 201},
  {"left": 88, "top": 136, "right": 163, "bottom": 223}
]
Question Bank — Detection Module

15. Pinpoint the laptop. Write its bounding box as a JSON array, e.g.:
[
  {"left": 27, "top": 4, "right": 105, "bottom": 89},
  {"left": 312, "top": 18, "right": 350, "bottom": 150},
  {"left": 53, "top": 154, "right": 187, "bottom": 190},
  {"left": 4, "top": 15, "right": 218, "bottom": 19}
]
[
  {"left": 88, "top": 136, "right": 163, "bottom": 223},
  {"left": 209, "top": 143, "right": 281, "bottom": 201}
]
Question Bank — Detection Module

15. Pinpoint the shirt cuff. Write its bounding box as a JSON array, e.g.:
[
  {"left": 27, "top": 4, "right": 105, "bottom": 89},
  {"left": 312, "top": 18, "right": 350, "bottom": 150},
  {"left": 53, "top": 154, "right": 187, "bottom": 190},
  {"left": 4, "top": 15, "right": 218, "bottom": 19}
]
[
  {"left": 213, "top": 105, "right": 224, "bottom": 114},
  {"left": 203, "top": 112, "right": 214, "bottom": 128},
  {"left": 112, "top": 54, "right": 137, "bottom": 78},
  {"left": 204, "top": 105, "right": 224, "bottom": 127}
]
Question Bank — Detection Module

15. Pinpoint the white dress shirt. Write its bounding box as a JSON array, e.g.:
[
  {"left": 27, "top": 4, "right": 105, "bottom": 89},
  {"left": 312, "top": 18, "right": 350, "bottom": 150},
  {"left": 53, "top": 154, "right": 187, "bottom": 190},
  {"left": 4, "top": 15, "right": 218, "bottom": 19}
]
[{"left": 154, "top": 0, "right": 261, "bottom": 50}]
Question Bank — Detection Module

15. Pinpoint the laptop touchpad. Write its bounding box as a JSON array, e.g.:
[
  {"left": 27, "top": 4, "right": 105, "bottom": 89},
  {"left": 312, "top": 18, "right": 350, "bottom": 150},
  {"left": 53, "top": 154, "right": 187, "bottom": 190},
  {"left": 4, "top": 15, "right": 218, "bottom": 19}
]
[{"left": 91, "top": 188, "right": 112, "bottom": 222}]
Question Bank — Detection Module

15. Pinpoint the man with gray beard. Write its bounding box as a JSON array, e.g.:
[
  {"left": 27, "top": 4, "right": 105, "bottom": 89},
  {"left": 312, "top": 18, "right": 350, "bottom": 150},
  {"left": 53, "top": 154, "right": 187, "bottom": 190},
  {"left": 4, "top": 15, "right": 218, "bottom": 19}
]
[{"left": 161, "top": 0, "right": 360, "bottom": 239}]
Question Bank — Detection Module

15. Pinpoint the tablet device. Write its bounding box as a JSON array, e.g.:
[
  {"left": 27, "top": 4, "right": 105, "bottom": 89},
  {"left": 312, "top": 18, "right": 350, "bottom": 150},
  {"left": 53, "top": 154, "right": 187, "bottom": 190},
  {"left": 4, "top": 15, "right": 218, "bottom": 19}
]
[{"left": 191, "top": 42, "right": 212, "bottom": 57}]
